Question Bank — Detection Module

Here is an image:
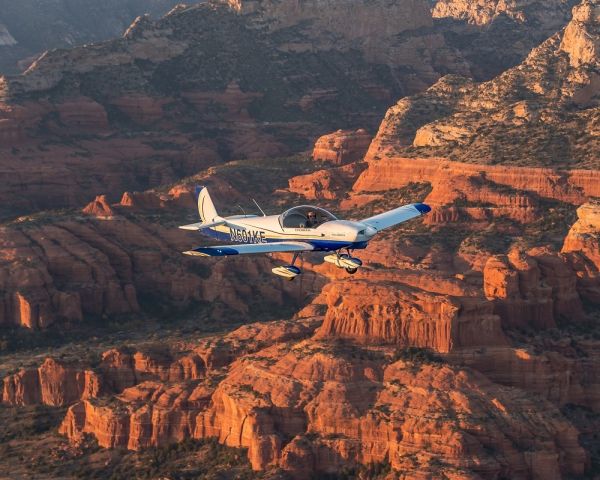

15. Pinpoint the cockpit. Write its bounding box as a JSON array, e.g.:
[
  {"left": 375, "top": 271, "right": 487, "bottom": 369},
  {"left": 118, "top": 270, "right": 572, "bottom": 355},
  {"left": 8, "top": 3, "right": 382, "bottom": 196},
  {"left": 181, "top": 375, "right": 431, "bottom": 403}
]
[{"left": 279, "top": 206, "right": 337, "bottom": 229}]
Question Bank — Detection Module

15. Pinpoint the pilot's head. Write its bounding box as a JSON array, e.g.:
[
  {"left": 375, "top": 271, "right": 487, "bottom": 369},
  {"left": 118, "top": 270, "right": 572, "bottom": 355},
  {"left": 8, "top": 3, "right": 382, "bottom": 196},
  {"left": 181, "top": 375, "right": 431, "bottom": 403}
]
[{"left": 307, "top": 211, "right": 317, "bottom": 221}]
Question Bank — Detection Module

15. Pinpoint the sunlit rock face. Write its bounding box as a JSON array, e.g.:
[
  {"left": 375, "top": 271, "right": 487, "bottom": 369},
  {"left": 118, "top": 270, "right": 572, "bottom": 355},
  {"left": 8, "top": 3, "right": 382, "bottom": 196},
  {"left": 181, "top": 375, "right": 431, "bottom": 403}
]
[
  {"left": 562, "top": 201, "right": 600, "bottom": 302},
  {"left": 2, "top": 169, "right": 598, "bottom": 475},
  {"left": 366, "top": 0, "right": 600, "bottom": 169},
  {"left": 2, "top": 0, "right": 585, "bottom": 219},
  {"left": 1, "top": 319, "right": 585, "bottom": 478},
  {"left": 432, "top": 0, "right": 575, "bottom": 27},
  {"left": 560, "top": 0, "right": 600, "bottom": 66},
  {"left": 431, "top": 0, "right": 579, "bottom": 80},
  {"left": 312, "top": 129, "right": 372, "bottom": 166},
  {"left": 0, "top": 193, "right": 311, "bottom": 330}
]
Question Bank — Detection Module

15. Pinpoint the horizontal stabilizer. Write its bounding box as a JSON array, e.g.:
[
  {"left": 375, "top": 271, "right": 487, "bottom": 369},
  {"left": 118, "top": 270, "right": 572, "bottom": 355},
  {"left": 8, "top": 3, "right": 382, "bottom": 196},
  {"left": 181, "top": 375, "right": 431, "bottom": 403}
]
[
  {"left": 183, "top": 241, "right": 314, "bottom": 257},
  {"left": 179, "top": 218, "right": 226, "bottom": 231},
  {"left": 361, "top": 203, "right": 431, "bottom": 231}
]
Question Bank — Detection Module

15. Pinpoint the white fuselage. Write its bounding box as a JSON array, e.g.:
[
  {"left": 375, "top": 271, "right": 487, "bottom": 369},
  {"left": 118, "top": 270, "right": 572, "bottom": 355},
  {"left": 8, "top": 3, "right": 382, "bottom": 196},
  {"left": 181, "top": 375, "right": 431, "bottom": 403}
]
[{"left": 204, "top": 214, "right": 377, "bottom": 251}]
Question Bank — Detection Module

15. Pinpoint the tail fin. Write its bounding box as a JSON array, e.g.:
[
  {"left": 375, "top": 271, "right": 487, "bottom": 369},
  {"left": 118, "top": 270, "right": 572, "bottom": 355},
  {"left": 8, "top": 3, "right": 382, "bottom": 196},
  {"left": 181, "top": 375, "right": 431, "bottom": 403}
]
[{"left": 195, "top": 186, "right": 219, "bottom": 223}]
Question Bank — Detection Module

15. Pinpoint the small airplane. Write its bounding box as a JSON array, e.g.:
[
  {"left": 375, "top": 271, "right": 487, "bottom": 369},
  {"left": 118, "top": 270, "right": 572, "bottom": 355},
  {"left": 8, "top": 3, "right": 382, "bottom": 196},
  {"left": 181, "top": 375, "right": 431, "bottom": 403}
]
[{"left": 179, "top": 187, "right": 431, "bottom": 280}]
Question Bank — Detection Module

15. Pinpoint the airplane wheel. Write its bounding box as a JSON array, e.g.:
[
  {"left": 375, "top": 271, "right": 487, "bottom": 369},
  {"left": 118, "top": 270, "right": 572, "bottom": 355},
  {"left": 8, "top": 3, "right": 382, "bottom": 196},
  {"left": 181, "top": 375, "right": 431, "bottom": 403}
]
[{"left": 346, "top": 267, "right": 358, "bottom": 274}]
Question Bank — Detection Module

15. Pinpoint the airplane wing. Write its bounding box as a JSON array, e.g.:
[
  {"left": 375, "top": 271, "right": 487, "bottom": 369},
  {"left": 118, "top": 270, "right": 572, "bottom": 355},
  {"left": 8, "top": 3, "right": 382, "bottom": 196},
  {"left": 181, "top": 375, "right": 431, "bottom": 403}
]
[
  {"left": 361, "top": 203, "right": 431, "bottom": 231},
  {"left": 183, "top": 241, "right": 314, "bottom": 257}
]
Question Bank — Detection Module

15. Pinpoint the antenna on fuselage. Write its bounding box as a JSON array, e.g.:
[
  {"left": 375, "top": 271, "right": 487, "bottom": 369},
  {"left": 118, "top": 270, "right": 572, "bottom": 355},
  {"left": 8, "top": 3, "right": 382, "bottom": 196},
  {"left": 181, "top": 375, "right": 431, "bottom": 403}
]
[
  {"left": 252, "top": 198, "right": 267, "bottom": 217},
  {"left": 236, "top": 204, "right": 247, "bottom": 215}
]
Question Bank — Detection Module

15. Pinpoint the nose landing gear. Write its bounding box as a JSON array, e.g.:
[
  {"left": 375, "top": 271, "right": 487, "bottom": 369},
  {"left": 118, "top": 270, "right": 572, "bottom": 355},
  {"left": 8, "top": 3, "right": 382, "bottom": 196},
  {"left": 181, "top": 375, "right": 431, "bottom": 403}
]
[{"left": 324, "top": 251, "right": 362, "bottom": 275}]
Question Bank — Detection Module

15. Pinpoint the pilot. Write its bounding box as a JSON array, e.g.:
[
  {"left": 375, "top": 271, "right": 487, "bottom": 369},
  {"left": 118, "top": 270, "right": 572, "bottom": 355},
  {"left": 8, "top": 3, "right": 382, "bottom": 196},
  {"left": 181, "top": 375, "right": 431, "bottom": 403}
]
[{"left": 306, "top": 211, "right": 318, "bottom": 228}]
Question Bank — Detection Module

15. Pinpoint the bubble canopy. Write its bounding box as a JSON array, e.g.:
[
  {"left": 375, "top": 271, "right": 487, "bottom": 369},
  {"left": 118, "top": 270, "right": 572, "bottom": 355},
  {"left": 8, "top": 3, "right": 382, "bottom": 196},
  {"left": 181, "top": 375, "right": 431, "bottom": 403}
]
[{"left": 279, "top": 205, "right": 337, "bottom": 228}]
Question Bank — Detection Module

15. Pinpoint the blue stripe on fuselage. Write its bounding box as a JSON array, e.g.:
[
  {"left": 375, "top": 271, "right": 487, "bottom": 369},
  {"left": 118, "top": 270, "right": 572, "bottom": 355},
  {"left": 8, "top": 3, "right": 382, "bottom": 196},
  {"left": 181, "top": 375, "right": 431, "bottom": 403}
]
[
  {"left": 200, "top": 227, "right": 368, "bottom": 251},
  {"left": 201, "top": 228, "right": 234, "bottom": 242}
]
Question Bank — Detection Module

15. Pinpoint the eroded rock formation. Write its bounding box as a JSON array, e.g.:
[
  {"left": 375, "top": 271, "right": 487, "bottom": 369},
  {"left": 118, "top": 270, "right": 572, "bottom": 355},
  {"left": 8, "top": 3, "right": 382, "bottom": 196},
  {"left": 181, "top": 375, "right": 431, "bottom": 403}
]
[
  {"left": 82, "top": 195, "right": 115, "bottom": 218},
  {"left": 1, "top": 2, "right": 599, "bottom": 477},
  {"left": 366, "top": 0, "right": 600, "bottom": 169},
  {"left": 0, "top": 197, "right": 308, "bottom": 329},
  {"left": 314, "top": 280, "right": 507, "bottom": 351},
  {"left": 1, "top": 319, "right": 587, "bottom": 478},
  {"left": 288, "top": 162, "right": 365, "bottom": 200},
  {"left": 563, "top": 200, "right": 600, "bottom": 302},
  {"left": 483, "top": 249, "right": 585, "bottom": 330},
  {"left": 433, "top": 0, "right": 575, "bottom": 27},
  {"left": 3, "top": 358, "right": 100, "bottom": 406},
  {"left": 2, "top": 185, "right": 599, "bottom": 475},
  {"left": 312, "top": 129, "right": 371, "bottom": 165},
  {"left": 350, "top": 157, "right": 600, "bottom": 209},
  {"left": 0, "top": 0, "right": 474, "bottom": 216}
]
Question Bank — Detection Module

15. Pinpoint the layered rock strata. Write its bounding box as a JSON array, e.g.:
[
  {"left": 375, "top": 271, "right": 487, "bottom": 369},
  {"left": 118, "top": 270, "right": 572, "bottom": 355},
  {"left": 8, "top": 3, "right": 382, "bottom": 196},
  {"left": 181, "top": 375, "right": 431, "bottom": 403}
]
[
  {"left": 351, "top": 157, "right": 600, "bottom": 207},
  {"left": 0, "top": 198, "right": 308, "bottom": 329},
  {"left": 2, "top": 320, "right": 587, "bottom": 478},
  {"left": 0, "top": 0, "right": 473, "bottom": 215}
]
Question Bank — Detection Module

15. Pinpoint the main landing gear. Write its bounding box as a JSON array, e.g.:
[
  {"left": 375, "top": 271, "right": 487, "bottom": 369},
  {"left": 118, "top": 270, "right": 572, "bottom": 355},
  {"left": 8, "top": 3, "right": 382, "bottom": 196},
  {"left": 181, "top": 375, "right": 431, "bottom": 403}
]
[
  {"left": 272, "top": 252, "right": 303, "bottom": 281},
  {"left": 272, "top": 250, "right": 363, "bottom": 281}
]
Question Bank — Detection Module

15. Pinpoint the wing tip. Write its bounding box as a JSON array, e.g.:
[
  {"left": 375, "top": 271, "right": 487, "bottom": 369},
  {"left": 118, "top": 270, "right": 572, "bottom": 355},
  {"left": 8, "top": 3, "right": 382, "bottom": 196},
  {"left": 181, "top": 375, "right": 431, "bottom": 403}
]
[
  {"left": 183, "top": 250, "right": 208, "bottom": 256},
  {"left": 414, "top": 203, "right": 431, "bottom": 214}
]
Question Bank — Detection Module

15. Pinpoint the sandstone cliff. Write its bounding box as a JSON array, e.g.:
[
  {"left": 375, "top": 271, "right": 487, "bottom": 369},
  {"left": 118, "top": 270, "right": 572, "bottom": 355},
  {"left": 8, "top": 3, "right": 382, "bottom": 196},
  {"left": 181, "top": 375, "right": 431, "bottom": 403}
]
[
  {"left": 433, "top": 0, "right": 576, "bottom": 26},
  {"left": 349, "top": 157, "right": 600, "bottom": 226},
  {"left": 3, "top": 193, "right": 600, "bottom": 475},
  {"left": 3, "top": 357, "right": 100, "bottom": 406},
  {"left": 562, "top": 200, "right": 600, "bottom": 302},
  {"left": 0, "top": 0, "right": 466, "bottom": 215},
  {"left": 2, "top": 318, "right": 587, "bottom": 478},
  {"left": 1, "top": 2, "right": 599, "bottom": 475},
  {"left": 432, "top": 0, "right": 578, "bottom": 80},
  {"left": 288, "top": 162, "right": 366, "bottom": 201},
  {"left": 5, "top": 320, "right": 583, "bottom": 478},
  {"left": 0, "top": 195, "right": 310, "bottom": 329},
  {"left": 366, "top": 0, "right": 600, "bottom": 169},
  {"left": 314, "top": 280, "right": 507, "bottom": 352},
  {"left": 2, "top": 0, "right": 583, "bottom": 216},
  {"left": 312, "top": 129, "right": 371, "bottom": 166}
]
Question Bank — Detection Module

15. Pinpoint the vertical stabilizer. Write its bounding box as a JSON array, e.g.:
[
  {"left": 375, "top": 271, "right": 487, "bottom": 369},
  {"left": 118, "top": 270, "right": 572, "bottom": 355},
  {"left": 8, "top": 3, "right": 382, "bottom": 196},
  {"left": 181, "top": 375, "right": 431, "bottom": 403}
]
[{"left": 195, "top": 186, "right": 219, "bottom": 224}]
